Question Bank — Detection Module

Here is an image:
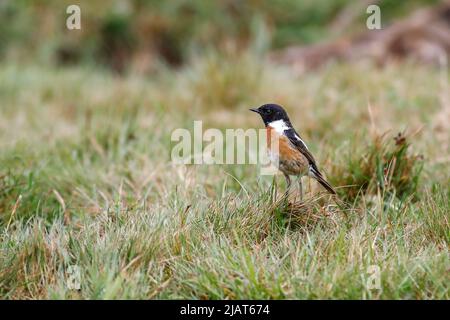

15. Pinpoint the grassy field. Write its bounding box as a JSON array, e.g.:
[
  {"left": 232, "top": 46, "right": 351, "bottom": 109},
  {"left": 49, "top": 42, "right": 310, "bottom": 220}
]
[{"left": 0, "top": 55, "right": 449, "bottom": 299}]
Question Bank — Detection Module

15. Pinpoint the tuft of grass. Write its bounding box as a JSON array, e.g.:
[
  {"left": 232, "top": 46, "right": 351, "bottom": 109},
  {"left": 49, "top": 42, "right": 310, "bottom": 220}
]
[{"left": 329, "top": 132, "right": 424, "bottom": 203}]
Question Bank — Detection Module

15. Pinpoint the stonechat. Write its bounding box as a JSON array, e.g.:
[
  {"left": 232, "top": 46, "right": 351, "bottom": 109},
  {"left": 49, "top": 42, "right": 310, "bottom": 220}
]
[{"left": 250, "top": 103, "right": 336, "bottom": 197}]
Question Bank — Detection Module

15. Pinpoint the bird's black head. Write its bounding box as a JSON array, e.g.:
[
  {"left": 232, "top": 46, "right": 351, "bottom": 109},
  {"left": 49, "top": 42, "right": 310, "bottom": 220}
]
[{"left": 249, "top": 103, "right": 291, "bottom": 126}]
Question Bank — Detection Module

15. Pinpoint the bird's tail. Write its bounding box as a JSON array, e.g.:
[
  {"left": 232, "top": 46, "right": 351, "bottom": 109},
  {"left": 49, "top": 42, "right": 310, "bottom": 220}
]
[{"left": 309, "top": 167, "right": 336, "bottom": 195}]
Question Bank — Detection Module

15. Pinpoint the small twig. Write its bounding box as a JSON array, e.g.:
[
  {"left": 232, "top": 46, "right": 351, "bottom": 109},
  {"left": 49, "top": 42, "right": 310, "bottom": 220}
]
[
  {"left": 148, "top": 278, "right": 171, "bottom": 299},
  {"left": 5, "top": 194, "right": 22, "bottom": 233},
  {"left": 53, "top": 189, "right": 66, "bottom": 212}
]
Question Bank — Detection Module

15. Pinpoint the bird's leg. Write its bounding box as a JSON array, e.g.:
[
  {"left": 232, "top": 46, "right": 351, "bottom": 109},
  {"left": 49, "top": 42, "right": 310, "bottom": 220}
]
[
  {"left": 308, "top": 178, "right": 311, "bottom": 199},
  {"left": 297, "top": 176, "right": 303, "bottom": 201},
  {"left": 283, "top": 173, "right": 291, "bottom": 198}
]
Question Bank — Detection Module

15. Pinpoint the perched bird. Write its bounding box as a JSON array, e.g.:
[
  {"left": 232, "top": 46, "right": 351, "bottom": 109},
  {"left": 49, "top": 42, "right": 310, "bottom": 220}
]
[{"left": 250, "top": 103, "right": 336, "bottom": 198}]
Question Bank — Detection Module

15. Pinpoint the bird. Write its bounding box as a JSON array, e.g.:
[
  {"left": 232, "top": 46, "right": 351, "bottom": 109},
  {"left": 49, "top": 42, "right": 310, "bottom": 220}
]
[{"left": 250, "top": 103, "right": 336, "bottom": 198}]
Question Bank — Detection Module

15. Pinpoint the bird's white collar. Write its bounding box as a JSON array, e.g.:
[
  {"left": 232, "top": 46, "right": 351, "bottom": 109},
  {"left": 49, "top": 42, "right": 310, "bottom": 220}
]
[{"left": 268, "top": 120, "right": 289, "bottom": 133}]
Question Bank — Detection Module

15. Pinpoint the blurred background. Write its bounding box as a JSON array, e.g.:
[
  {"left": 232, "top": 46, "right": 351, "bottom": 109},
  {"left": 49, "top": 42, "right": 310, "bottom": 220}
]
[{"left": 1, "top": 0, "right": 449, "bottom": 73}]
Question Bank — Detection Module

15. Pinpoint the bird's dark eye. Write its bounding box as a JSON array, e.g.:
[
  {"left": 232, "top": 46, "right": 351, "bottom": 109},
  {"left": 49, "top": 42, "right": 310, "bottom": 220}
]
[{"left": 266, "top": 109, "right": 271, "bottom": 114}]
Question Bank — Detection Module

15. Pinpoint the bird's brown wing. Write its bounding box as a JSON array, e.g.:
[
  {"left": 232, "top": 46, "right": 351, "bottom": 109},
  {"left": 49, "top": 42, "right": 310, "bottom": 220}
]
[
  {"left": 284, "top": 128, "right": 318, "bottom": 172},
  {"left": 284, "top": 128, "right": 336, "bottom": 194}
]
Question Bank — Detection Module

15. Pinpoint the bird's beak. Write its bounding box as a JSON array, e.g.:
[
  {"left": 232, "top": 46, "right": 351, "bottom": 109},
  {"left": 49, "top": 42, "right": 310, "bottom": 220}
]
[{"left": 249, "top": 108, "right": 260, "bottom": 114}]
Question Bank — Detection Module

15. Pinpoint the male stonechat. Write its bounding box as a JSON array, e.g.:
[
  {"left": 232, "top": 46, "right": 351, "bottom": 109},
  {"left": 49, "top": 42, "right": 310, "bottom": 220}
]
[{"left": 250, "top": 103, "right": 336, "bottom": 197}]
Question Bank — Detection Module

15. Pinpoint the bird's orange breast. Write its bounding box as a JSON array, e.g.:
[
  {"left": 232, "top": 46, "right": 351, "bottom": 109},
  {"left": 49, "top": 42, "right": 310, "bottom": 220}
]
[
  {"left": 266, "top": 126, "right": 309, "bottom": 175},
  {"left": 266, "top": 126, "right": 299, "bottom": 159}
]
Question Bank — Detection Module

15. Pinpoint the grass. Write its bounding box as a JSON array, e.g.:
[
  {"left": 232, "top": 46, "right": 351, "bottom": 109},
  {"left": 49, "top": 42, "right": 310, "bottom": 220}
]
[{"left": 0, "top": 55, "right": 449, "bottom": 299}]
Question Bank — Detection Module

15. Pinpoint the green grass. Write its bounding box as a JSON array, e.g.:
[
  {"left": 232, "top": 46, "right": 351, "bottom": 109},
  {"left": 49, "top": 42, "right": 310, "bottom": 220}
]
[{"left": 0, "top": 56, "right": 449, "bottom": 299}]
